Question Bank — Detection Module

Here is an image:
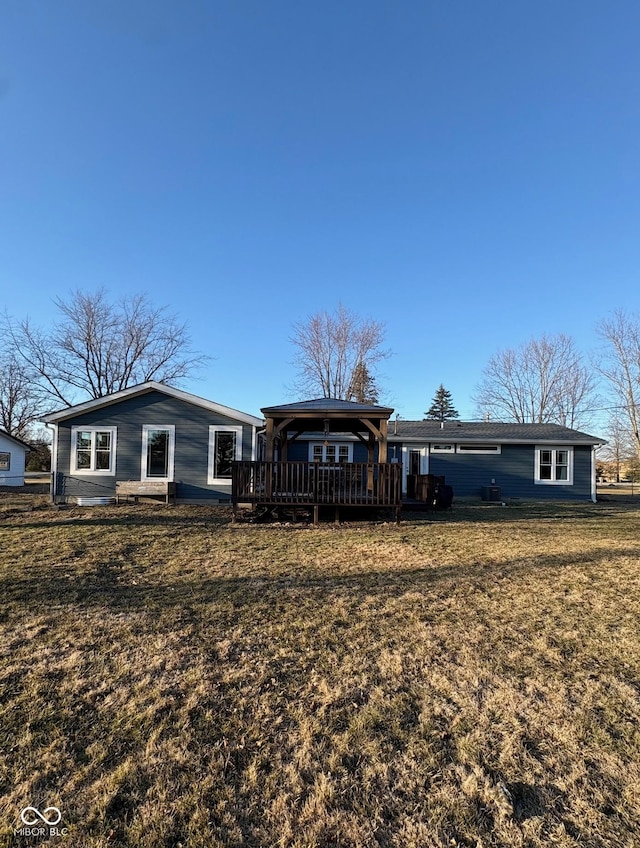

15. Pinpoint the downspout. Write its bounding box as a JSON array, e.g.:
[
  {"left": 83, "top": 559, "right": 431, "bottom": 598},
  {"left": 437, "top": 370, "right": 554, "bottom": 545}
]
[
  {"left": 46, "top": 423, "right": 58, "bottom": 504},
  {"left": 591, "top": 445, "right": 597, "bottom": 503},
  {"left": 254, "top": 426, "right": 266, "bottom": 461}
]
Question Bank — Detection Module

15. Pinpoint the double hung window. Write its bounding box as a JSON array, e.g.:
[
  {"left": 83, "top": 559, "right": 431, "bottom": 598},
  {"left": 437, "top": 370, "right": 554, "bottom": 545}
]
[
  {"left": 310, "top": 443, "right": 353, "bottom": 463},
  {"left": 535, "top": 447, "right": 573, "bottom": 484},
  {"left": 72, "top": 428, "right": 116, "bottom": 474}
]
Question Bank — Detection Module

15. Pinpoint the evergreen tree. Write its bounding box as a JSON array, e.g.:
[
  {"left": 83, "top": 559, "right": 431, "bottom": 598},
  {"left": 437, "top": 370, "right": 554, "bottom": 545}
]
[
  {"left": 348, "top": 360, "right": 380, "bottom": 404},
  {"left": 425, "top": 384, "right": 459, "bottom": 421}
]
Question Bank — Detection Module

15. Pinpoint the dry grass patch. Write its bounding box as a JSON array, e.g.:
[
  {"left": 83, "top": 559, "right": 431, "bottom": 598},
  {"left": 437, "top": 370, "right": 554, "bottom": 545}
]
[{"left": 0, "top": 495, "right": 639, "bottom": 846}]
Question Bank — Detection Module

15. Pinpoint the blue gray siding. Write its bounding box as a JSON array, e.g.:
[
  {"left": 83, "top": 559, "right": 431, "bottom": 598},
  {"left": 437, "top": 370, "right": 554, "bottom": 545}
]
[
  {"left": 425, "top": 443, "right": 593, "bottom": 500},
  {"left": 54, "top": 390, "right": 255, "bottom": 502}
]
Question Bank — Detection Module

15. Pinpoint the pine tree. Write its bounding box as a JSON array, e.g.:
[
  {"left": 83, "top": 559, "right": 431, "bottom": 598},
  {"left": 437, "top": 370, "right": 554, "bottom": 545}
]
[
  {"left": 425, "top": 384, "right": 459, "bottom": 421},
  {"left": 348, "top": 360, "right": 379, "bottom": 404}
]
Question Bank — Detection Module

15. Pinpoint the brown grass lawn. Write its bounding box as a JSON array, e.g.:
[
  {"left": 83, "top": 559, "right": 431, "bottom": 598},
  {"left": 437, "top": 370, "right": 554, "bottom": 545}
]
[{"left": 1, "top": 495, "right": 639, "bottom": 848}]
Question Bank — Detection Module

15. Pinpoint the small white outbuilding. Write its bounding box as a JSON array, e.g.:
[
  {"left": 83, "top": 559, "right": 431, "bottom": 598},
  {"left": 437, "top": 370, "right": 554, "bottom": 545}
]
[{"left": 0, "top": 430, "right": 31, "bottom": 487}]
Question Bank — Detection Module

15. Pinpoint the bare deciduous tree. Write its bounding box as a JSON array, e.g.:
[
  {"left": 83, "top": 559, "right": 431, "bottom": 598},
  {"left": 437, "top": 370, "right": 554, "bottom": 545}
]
[
  {"left": 0, "top": 348, "right": 45, "bottom": 438},
  {"left": 599, "top": 414, "right": 635, "bottom": 482},
  {"left": 596, "top": 310, "right": 640, "bottom": 459},
  {"left": 474, "top": 333, "right": 597, "bottom": 428},
  {"left": 290, "top": 303, "right": 389, "bottom": 400},
  {"left": 7, "top": 289, "right": 209, "bottom": 409}
]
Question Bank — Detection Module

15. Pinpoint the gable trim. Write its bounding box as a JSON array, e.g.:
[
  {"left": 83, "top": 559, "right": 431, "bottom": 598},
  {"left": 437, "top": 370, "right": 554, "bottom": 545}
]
[
  {"left": 0, "top": 430, "right": 33, "bottom": 451},
  {"left": 41, "top": 382, "right": 264, "bottom": 427}
]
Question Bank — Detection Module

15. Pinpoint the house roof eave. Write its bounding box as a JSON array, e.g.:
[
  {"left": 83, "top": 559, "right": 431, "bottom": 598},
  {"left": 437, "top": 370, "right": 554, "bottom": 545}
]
[{"left": 41, "top": 381, "right": 264, "bottom": 428}]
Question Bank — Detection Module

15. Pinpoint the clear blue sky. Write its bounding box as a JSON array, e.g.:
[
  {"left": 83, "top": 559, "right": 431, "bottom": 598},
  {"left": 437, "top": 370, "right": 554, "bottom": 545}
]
[{"left": 1, "top": 1, "right": 639, "bottom": 421}]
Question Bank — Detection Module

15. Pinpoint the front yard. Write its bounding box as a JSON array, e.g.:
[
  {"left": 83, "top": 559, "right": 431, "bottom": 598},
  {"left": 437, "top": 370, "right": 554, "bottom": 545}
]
[{"left": 1, "top": 496, "right": 639, "bottom": 847}]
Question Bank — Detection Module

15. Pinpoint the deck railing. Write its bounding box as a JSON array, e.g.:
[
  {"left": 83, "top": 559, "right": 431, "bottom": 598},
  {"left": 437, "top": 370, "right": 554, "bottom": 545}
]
[{"left": 232, "top": 461, "right": 402, "bottom": 508}]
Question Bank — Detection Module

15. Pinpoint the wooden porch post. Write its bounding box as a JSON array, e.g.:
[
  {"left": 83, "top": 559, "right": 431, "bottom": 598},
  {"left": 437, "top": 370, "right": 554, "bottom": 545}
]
[
  {"left": 378, "top": 419, "right": 388, "bottom": 463},
  {"left": 367, "top": 432, "right": 375, "bottom": 494},
  {"left": 265, "top": 417, "right": 275, "bottom": 462},
  {"left": 265, "top": 416, "right": 274, "bottom": 498}
]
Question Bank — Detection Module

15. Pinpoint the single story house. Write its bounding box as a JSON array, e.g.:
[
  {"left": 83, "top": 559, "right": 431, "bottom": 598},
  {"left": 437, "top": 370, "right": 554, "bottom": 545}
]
[
  {"left": 42, "top": 382, "right": 263, "bottom": 503},
  {"left": 0, "top": 430, "right": 32, "bottom": 487},
  {"left": 42, "top": 384, "right": 606, "bottom": 505},
  {"left": 277, "top": 415, "right": 605, "bottom": 503}
]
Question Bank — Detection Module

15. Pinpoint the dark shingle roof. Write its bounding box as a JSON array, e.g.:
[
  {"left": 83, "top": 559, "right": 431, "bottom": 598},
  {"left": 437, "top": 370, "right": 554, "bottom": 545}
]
[
  {"left": 390, "top": 420, "right": 604, "bottom": 445},
  {"left": 261, "top": 398, "right": 394, "bottom": 415}
]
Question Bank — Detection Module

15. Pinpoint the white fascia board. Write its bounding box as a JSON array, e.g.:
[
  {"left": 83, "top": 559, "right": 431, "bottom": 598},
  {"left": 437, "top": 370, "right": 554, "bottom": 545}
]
[
  {"left": 0, "top": 431, "right": 32, "bottom": 451},
  {"left": 42, "top": 381, "right": 264, "bottom": 427}
]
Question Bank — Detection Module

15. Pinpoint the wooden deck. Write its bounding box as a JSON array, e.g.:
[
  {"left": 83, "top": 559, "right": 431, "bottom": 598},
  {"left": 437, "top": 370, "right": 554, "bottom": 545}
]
[{"left": 232, "top": 461, "right": 402, "bottom": 523}]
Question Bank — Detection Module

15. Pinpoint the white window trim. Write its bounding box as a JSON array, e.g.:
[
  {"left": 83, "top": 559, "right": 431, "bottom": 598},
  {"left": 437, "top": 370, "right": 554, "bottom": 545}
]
[
  {"left": 308, "top": 442, "right": 354, "bottom": 463},
  {"left": 456, "top": 444, "right": 502, "bottom": 454},
  {"left": 71, "top": 426, "right": 117, "bottom": 475},
  {"left": 431, "top": 444, "right": 455, "bottom": 453},
  {"left": 141, "top": 425, "right": 175, "bottom": 482},
  {"left": 208, "top": 425, "right": 243, "bottom": 485},
  {"left": 535, "top": 445, "right": 574, "bottom": 485}
]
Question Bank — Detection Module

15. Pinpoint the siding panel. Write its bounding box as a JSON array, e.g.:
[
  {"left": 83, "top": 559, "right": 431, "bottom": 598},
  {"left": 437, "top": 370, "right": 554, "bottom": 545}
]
[{"left": 426, "top": 443, "right": 593, "bottom": 500}]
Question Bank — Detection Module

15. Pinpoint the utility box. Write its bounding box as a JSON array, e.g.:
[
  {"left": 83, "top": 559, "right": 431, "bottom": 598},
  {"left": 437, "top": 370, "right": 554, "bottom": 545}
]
[{"left": 481, "top": 485, "right": 501, "bottom": 502}]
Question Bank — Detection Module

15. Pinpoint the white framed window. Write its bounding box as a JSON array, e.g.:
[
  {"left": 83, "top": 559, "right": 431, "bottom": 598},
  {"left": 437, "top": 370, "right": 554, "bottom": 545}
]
[
  {"left": 142, "top": 425, "right": 175, "bottom": 481},
  {"left": 309, "top": 442, "right": 353, "bottom": 463},
  {"left": 71, "top": 427, "right": 117, "bottom": 475},
  {"left": 457, "top": 444, "right": 501, "bottom": 454},
  {"left": 208, "top": 425, "right": 242, "bottom": 484},
  {"left": 431, "top": 444, "right": 455, "bottom": 453},
  {"left": 0, "top": 452, "right": 10, "bottom": 471},
  {"left": 535, "top": 446, "right": 573, "bottom": 485}
]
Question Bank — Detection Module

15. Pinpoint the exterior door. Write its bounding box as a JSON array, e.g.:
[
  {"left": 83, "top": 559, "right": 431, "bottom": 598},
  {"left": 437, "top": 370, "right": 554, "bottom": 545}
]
[{"left": 401, "top": 446, "right": 428, "bottom": 496}]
